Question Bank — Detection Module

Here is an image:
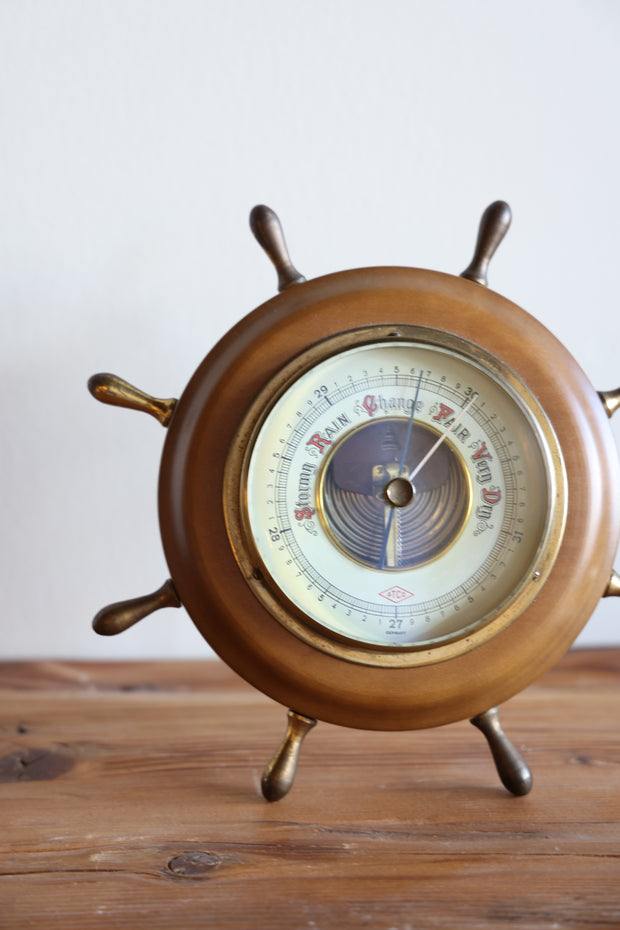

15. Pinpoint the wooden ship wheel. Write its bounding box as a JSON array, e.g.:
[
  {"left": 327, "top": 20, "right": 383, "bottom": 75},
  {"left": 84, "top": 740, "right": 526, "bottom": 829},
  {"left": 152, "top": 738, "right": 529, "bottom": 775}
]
[{"left": 88, "top": 201, "right": 620, "bottom": 801}]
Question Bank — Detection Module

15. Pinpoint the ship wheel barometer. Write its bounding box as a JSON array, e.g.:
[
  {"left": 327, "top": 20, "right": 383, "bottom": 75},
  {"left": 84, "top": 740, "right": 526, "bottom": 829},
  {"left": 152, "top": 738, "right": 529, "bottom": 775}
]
[{"left": 89, "top": 201, "right": 620, "bottom": 801}]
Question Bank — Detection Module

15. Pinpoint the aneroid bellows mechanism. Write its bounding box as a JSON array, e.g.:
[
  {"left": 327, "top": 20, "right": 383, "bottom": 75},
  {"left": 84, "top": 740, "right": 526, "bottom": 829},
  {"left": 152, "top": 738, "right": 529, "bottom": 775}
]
[{"left": 89, "top": 202, "right": 620, "bottom": 801}]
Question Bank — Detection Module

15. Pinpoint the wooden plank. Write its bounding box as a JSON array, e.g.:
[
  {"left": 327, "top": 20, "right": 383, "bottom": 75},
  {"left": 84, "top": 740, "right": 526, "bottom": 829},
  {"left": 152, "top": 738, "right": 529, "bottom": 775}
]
[{"left": 1, "top": 649, "right": 619, "bottom": 929}]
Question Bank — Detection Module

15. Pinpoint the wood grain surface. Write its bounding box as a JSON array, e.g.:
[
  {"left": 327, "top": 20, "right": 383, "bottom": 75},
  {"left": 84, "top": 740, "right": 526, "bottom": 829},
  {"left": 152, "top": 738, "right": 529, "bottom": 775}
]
[{"left": 1, "top": 649, "right": 619, "bottom": 929}]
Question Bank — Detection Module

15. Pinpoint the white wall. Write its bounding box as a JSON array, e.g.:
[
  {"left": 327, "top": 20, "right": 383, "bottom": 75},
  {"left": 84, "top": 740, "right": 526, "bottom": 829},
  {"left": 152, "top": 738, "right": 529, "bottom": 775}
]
[{"left": 1, "top": 0, "right": 619, "bottom": 659}]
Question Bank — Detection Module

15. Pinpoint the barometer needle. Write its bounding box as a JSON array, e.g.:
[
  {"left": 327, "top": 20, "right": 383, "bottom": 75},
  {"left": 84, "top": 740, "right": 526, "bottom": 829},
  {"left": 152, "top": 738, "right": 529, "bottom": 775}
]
[
  {"left": 408, "top": 392, "right": 478, "bottom": 481},
  {"left": 378, "top": 370, "right": 424, "bottom": 570}
]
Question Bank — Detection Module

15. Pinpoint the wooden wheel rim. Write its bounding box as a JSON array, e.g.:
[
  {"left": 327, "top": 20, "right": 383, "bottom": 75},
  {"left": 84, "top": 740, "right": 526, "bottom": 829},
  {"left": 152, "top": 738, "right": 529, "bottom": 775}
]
[{"left": 159, "top": 268, "right": 620, "bottom": 730}]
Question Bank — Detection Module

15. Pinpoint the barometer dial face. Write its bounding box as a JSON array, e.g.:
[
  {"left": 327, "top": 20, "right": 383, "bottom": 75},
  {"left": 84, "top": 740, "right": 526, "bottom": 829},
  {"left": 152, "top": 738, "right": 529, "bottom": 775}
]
[{"left": 229, "top": 328, "right": 566, "bottom": 667}]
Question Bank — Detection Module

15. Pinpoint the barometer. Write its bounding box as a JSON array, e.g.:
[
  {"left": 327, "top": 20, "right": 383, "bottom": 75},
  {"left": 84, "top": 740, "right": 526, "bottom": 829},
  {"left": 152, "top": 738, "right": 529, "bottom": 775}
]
[{"left": 89, "top": 201, "right": 620, "bottom": 801}]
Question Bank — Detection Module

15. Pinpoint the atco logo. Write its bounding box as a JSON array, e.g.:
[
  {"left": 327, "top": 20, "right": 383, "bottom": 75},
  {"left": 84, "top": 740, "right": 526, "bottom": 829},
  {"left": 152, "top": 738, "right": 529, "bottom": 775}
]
[{"left": 379, "top": 586, "right": 414, "bottom": 604}]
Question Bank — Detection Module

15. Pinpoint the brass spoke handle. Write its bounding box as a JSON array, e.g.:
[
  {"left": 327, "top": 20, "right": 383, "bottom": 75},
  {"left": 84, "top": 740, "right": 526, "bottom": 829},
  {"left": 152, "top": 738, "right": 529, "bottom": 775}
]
[
  {"left": 93, "top": 579, "right": 181, "bottom": 636},
  {"left": 598, "top": 388, "right": 620, "bottom": 418},
  {"left": 471, "top": 706, "right": 533, "bottom": 796},
  {"left": 88, "top": 373, "right": 177, "bottom": 426},
  {"left": 261, "top": 710, "right": 317, "bottom": 802},
  {"left": 250, "top": 204, "right": 306, "bottom": 292},
  {"left": 461, "top": 200, "right": 512, "bottom": 287},
  {"left": 604, "top": 570, "right": 620, "bottom": 597}
]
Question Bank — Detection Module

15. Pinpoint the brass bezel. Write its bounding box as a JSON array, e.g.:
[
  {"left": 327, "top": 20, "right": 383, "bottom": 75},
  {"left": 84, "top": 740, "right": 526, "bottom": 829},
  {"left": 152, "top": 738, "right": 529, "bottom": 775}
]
[{"left": 224, "top": 325, "right": 567, "bottom": 668}]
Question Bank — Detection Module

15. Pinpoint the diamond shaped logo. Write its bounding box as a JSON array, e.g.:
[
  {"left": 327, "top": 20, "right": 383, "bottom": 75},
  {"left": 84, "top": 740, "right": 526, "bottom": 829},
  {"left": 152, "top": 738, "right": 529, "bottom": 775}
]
[{"left": 379, "top": 585, "right": 414, "bottom": 604}]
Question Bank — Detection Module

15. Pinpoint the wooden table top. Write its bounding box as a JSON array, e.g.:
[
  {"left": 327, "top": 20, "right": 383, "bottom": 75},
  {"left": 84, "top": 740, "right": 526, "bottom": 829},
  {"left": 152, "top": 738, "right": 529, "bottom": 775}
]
[{"left": 1, "top": 649, "right": 619, "bottom": 929}]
